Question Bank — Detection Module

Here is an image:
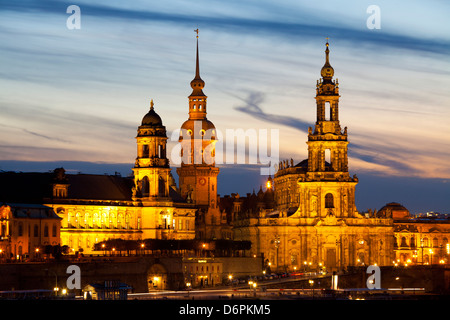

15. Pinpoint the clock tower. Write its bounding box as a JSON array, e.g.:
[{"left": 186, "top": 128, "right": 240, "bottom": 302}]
[{"left": 176, "top": 31, "right": 228, "bottom": 240}]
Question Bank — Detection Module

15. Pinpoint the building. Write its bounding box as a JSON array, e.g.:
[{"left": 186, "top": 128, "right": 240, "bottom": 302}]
[
  {"left": 0, "top": 203, "right": 61, "bottom": 260},
  {"left": 378, "top": 202, "right": 450, "bottom": 265},
  {"left": 232, "top": 42, "right": 395, "bottom": 272},
  {"left": 0, "top": 101, "right": 197, "bottom": 256}
]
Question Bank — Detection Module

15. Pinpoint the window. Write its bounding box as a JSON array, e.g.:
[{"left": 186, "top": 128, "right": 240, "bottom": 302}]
[
  {"left": 433, "top": 237, "right": 438, "bottom": 248},
  {"left": 142, "top": 176, "right": 150, "bottom": 196},
  {"left": 325, "top": 149, "right": 331, "bottom": 168},
  {"left": 158, "top": 144, "right": 164, "bottom": 158},
  {"left": 18, "top": 222, "right": 23, "bottom": 237},
  {"left": 400, "top": 237, "right": 407, "bottom": 247},
  {"left": 44, "top": 225, "right": 49, "bottom": 237},
  {"left": 34, "top": 225, "right": 39, "bottom": 237},
  {"left": 52, "top": 224, "right": 57, "bottom": 237},
  {"left": 142, "top": 144, "right": 149, "bottom": 158},
  {"left": 158, "top": 176, "right": 166, "bottom": 197},
  {"left": 324, "top": 101, "right": 330, "bottom": 120},
  {"left": 325, "top": 193, "right": 334, "bottom": 208}
]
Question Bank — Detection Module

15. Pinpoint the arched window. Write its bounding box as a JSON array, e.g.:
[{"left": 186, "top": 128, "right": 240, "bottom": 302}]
[
  {"left": 142, "top": 176, "right": 150, "bottom": 197},
  {"left": 433, "top": 237, "right": 438, "bottom": 248},
  {"left": 158, "top": 176, "right": 166, "bottom": 197},
  {"left": 325, "top": 193, "right": 334, "bottom": 208},
  {"left": 325, "top": 149, "right": 331, "bottom": 170},
  {"left": 400, "top": 236, "right": 407, "bottom": 247},
  {"left": 410, "top": 236, "right": 416, "bottom": 248},
  {"left": 142, "top": 144, "right": 149, "bottom": 158}
]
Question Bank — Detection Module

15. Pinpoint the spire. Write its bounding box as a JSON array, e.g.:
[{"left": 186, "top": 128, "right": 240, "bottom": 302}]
[
  {"left": 321, "top": 38, "right": 334, "bottom": 80},
  {"left": 150, "top": 99, "right": 154, "bottom": 110},
  {"left": 194, "top": 29, "right": 201, "bottom": 80},
  {"left": 190, "top": 29, "right": 205, "bottom": 96}
]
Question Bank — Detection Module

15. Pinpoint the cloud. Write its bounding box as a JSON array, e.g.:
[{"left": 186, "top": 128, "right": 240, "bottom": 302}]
[
  {"left": 232, "top": 91, "right": 311, "bottom": 132},
  {"left": 3, "top": 0, "right": 449, "bottom": 56},
  {"left": 22, "top": 129, "right": 69, "bottom": 143}
]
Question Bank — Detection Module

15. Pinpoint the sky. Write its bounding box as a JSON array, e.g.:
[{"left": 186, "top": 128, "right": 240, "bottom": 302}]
[{"left": 1, "top": 0, "right": 449, "bottom": 214}]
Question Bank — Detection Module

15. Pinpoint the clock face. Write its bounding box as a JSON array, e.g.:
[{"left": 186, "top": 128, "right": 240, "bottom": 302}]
[{"left": 199, "top": 178, "right": 206, "bottom": 186}]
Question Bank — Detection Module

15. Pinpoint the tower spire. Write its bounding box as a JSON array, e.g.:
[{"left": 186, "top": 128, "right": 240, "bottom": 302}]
[
  {"left": 194, "top": 29, "right": 201, "bottom": 80},
  {"left": 321, "top": 38, "right": 334, "bottom": 80},
  {"left": 190, "top": 28, "right": 205, "bottom": 97}
]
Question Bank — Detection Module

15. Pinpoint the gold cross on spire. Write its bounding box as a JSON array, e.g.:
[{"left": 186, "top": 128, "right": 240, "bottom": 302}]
[
  {"left": 325, "top": 37, "right": 329, "bottom": 46},
  {"left": 194, "top": 28, "right": 199, "bottom": 39},
  {"left": 150, "top": 99, "right": 154, "bottom": 110}
]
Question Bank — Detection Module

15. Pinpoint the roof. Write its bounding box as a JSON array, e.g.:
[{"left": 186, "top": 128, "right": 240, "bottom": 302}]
[
  {"left": 141, "top": 107, "right": 163, "bottom": 126},
  {"left": 66, "top": 174, "right": 133, "bottom": 201},
  {"left": 1, "top": 203, "right": 61, "bottom": 220},
  {"left": 0, "top": 171, "right": 133, "bottom": 203},
  {"left": 0, "top": 170, "right": 188, "bottom": 205}
]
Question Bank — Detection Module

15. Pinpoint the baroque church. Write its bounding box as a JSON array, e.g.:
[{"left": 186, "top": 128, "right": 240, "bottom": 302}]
[
  {"left": 232, "top": 42, "right": 394, "bottom": 272},
  {"left": 0, "top": 35, "right": 448, "bottom": 270}
]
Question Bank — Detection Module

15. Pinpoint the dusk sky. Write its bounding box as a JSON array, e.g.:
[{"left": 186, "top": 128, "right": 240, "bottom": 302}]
[{"left": 1, "top": 0, "right": 449, "bottom": 214}]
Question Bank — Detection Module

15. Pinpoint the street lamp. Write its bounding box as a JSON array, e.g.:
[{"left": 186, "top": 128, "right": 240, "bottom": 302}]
[
  {"left": 309, "top": 279, "right": 314, "bottom": 298},
  {"left": 420, "top": 238, "right": 424, "bottom": 265},
  {"left": 274, "top": 236, "right": 280, "bottom": 271}
]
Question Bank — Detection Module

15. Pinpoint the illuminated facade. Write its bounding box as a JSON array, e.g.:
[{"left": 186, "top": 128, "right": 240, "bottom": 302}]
[
  {"left": 0, "top": 203, "right": 61, "bottom": 260},
  {"left": 233, "top": 42, "right": 395, "bottom": 272},
  {"left": 0, "top": 103, "right": 197, "bottom": 256},
  {"left": 380, "top": 203, "right": 450, "bottom": 265},
  {"left": 50, "top": 103, "right": 197, "bottom": 254}
]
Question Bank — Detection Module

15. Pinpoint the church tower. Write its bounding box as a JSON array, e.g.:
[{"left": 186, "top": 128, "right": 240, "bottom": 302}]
[
  {"left": 132, "top": 100, "right": 196, "bottom": 240},
  {"left": 298, "top": 41, "right": 359, "bottom": 219},
  {"left": 176, "top": 31, "right": 225, "bottom": 240},
  {"left": 235, "top": 41, "right": 394, "bottom": 272},
  {"left": 132, "top": 100, "right": 172, "bottom": 204}
]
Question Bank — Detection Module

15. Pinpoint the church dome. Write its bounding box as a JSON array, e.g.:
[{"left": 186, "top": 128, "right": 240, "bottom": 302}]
[
  {"left": 378, "top": 202, "right": 410, "bottom": 219},
  {"left": 180, "top": 118, "right": 216, "bottom": 133},
  {"left": 141, "top": 100, "right": 163, "bottom": 126}
]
